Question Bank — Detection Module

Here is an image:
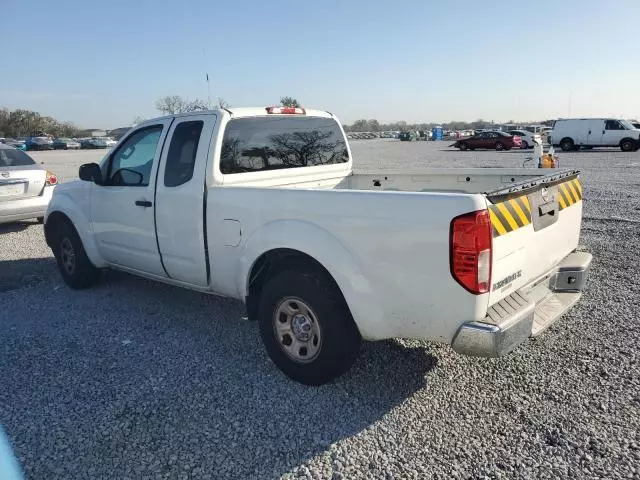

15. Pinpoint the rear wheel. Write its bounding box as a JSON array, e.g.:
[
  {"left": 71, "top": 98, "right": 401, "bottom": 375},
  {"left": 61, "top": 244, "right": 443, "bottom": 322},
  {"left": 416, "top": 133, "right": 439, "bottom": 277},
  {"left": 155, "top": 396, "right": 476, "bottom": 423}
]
[
  {"left": 560, "top": 138, "right": 574, "bottom": 152},
  {"left": 620, "top": 139, "right": 635, "bottom": 152},
  {"left": 53, "top": 220, "right": 100, "bottom": 289},
  {"left": 521, "top": 140, "right": 529, "bottom": 149},
  {"left": 495, "top": 142, "right": 505, "bottom": 151},
  {"left": 258, "top": 269, "right": 361, "bottom": 386}
]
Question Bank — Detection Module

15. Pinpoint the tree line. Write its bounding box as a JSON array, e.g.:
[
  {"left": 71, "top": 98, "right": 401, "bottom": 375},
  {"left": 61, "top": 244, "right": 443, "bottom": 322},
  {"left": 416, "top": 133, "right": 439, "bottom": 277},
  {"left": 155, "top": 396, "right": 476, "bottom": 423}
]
[
  {"left": 154, "top": 95, "right": 300, "bottom": 115},
  {"left": 0, "top": 107, "right": 81, "bottom": 139}
]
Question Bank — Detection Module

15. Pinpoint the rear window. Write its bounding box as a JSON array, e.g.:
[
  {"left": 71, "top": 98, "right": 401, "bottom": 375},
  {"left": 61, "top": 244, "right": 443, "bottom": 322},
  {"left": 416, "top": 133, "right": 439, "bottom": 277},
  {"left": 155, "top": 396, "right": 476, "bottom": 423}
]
[
  {"left": 0, "top": 148, "right": 35, "bottom": 167},
  {"left": 220, "top": 116, "right": 348, "bottom": 174}
]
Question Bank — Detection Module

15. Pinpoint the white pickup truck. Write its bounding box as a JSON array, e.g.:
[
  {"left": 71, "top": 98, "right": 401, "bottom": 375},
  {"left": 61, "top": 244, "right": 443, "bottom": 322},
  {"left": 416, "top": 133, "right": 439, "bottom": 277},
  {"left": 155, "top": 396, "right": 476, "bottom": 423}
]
[{"left": 44, "top": 107, "right": 592, "bottom": 385}]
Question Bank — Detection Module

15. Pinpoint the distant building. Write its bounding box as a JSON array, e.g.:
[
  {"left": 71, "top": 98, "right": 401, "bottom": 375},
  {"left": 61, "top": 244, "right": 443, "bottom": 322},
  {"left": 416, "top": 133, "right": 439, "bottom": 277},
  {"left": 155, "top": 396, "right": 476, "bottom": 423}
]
[
  {"left": 107, "top": 127, "right": 132, "bottom": 140},
  {"left": 77, "top": 129, "right": 106, "bottom": 137}
]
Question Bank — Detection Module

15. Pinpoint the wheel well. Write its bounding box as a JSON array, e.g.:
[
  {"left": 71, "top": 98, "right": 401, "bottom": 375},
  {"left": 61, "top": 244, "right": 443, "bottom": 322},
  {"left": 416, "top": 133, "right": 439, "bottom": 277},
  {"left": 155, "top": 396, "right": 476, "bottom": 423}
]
[
  {"left": 44, "top": 211, "right": 73, "bottom": 251},
  {"left": 619, "top": 137, "right": 635, "bottom": 145},
  {"left": 245, "top": 248, "right": 341, "bottom": 321}
]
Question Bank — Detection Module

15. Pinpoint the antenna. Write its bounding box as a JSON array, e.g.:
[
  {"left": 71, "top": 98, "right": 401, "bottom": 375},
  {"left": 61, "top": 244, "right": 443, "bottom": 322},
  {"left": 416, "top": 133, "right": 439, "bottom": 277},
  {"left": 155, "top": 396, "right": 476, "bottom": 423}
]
[
  {"left": 203, "top": 46, "right": 211, "bottom": 108},
  {"left": 206, "top": 73, "right": 211, "bottom": 107}
]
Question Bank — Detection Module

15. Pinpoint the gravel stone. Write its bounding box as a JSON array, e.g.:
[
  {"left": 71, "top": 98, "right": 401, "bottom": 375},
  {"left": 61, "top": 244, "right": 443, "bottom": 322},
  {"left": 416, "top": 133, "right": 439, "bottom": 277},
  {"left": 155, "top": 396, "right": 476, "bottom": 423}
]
[{"left": 0, "top": 143, "right": 638, "bottom": 479}]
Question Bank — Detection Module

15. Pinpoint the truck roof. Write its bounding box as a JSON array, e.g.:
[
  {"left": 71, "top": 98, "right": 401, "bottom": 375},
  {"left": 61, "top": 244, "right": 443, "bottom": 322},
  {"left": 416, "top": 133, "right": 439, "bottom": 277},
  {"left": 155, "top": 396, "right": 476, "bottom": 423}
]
[{"left": 142, "top": 107, "right": 335, "bottom": 125}]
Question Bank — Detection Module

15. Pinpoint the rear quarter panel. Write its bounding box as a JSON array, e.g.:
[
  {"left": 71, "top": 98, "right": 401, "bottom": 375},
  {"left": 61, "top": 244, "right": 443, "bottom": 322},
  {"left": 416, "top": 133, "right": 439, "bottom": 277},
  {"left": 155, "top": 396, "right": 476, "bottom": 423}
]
[{"left": 206, "top": 187, "right": 490, "bottom": 343}]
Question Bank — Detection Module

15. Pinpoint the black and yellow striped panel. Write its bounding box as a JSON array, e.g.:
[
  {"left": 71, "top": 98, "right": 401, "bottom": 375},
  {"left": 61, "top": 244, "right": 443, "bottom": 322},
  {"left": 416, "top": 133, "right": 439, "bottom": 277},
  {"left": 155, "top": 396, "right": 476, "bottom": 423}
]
[
  {"left": 557, "top": 178, "right": 583, "bottom": 210},
  {"left": 488, "top": 196, "right": 532, "bottom": 237}
]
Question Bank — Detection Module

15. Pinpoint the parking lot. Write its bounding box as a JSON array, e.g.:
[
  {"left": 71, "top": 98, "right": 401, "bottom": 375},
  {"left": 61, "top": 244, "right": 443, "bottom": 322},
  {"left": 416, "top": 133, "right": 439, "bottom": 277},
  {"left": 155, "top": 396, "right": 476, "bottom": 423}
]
[{"left": 1, "top": 141, "right": 639, "bottom": 479}]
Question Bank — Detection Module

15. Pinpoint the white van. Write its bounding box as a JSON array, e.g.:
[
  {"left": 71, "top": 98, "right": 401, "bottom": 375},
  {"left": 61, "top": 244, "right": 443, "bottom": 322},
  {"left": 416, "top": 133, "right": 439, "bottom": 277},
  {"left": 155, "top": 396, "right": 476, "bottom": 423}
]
[{"left": 550, "top": 118, "right": 640, "bottom": 152}]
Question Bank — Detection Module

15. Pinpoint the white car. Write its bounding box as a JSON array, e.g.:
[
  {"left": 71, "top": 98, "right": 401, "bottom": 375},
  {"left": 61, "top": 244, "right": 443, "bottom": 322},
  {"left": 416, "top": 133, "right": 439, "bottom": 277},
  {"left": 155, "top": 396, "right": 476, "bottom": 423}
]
[
  {"left": 0, "top": 144, "right": 57, "bottom": 224},
  {"left": 551, "top": 118, "right": 640, "bottom": 152},
  {"left": 43, "top": 106, "right": 592, "bottom": 385},
  {"left": 508, "top": 130, "right": 542, "bottom": 149}
]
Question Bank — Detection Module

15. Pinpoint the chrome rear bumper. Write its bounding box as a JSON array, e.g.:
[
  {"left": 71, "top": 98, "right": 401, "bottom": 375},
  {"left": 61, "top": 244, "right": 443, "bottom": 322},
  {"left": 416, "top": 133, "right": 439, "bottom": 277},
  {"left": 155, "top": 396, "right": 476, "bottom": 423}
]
[{"left": 452, "top": 251, "right": 592, "bottom": 357}]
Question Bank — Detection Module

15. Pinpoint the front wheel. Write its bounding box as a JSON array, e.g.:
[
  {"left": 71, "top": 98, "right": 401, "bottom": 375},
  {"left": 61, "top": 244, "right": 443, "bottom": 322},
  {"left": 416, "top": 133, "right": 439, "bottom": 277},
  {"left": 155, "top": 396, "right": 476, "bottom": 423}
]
[
  {"left": 521, "top": 141, "right": 529, "bottom": 149},
  {"left": 459, "top": 143, "right": 469, "bottom": 151},
  {"left": 620, "top": 139, "right": 635, "bottom": 152},
  {"left": 258, "top": 269, "right": 361, "bottom": 386},
  {"left": 53, "top": 221, "right": 100, "bottom": 289}
]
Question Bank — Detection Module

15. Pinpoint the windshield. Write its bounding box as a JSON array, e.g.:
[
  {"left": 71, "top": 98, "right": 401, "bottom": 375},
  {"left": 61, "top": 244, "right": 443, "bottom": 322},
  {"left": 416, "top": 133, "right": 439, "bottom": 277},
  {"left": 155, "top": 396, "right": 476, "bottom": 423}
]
[
  {"left": 0, "top": 147, "right": 36, "bottom": 167},
  {"left": 620, "top": 120, "right": 636, "bottom": 130}
]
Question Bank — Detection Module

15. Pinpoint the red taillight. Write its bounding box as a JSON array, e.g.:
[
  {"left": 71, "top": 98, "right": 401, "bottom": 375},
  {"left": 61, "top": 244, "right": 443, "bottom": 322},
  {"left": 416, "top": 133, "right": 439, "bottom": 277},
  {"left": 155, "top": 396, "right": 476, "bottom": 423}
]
[
  {"left": 450, "top": 210, "right": 492, "bottom": 294},
  {"left": 265, "top": 106, "right": 306, "bottom": 115},
  {"left": 45, "top": 171, "right": 58, "bottom": 186}
]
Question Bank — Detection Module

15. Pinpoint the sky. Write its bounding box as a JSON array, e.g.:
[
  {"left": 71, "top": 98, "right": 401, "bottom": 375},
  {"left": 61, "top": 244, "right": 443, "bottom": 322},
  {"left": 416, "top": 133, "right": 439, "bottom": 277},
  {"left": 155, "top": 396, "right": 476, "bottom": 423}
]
[{"left": 2, "top": 0, "right": 639, "bottom": 129}]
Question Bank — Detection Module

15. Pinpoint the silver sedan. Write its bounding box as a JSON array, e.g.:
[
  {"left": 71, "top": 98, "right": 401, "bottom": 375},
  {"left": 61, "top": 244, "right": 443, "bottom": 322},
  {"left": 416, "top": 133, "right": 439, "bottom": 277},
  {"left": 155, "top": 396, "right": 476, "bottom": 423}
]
[{"left": 0, "top": 144, "right": 57, "bottom": 224}]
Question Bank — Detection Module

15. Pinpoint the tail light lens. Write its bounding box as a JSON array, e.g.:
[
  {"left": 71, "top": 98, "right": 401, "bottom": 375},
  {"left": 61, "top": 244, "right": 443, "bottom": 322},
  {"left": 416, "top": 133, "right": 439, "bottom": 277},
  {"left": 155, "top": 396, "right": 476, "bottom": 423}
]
[
  {"left": 45, "top": 171, "right": 58, "bottom": 186},
  {"left": 450, "top": 210, "right": 492, "bottom": 294}
]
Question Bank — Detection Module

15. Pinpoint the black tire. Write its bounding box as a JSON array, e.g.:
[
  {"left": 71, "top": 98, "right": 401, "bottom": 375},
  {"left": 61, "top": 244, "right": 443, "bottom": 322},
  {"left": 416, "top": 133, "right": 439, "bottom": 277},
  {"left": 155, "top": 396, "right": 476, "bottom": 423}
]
[
  {"left": 257, "top": 269, "right": 361, "bottom": 386},
  {"left": 620, "top": 139, "right": 635, "bottom": 152},
  {"left": 560, "top": 138, "right": 574, "bottom": 152},
  {"left": 521, "top": 141, "right": 529, "bottom": 149},
  {"left": 495, "top": 142, "right": 505, "bottom": 151},
  {"left": 36, "top": 217, "right": 44, "bottom": 224},
  {"left": 53, "top": 220, "right": 100, "bottom": 289},
  {"left": 459, "top": 143, "right": 468, "bottom": 151}
]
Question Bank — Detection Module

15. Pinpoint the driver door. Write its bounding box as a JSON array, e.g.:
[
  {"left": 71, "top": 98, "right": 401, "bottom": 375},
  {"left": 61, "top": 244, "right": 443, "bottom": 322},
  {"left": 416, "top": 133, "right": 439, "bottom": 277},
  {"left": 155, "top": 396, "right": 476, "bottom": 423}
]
[{"left": 91, "top": 120, "right": 173, "bottom": 276}]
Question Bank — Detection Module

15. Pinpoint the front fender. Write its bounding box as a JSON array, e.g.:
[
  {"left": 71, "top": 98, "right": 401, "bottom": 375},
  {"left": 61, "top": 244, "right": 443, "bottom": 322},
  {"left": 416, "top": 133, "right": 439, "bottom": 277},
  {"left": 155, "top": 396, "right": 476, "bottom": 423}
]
[
  {"left": 238, "top": 220, "right": 384, "bottom": 340},
  {"left": 45, "top": 183, "right": 107, "bottom": 268}
]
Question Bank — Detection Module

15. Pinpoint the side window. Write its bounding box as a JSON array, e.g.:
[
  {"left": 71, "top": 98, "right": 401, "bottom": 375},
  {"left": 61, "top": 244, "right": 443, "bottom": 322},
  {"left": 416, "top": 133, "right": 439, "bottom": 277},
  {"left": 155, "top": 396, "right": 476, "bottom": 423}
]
[
  {"left": 605, "top": 120, "right": 623, "bottom": 130},
  {"left": 220, "top": 116, "right": 349, "bottom": 174},
  {"left": 164, "top": 121, "right": 204, "bottom": 187},
  {"left": 107, "top": 125, "right": 163, "bottom": 186}
]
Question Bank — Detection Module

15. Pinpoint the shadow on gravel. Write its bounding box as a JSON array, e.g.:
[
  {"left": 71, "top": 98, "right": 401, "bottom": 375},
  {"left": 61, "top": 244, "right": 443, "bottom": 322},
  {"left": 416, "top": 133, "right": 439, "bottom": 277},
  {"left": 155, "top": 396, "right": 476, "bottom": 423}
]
[
  {"left": 0, "top": 257, "right": 56, "bottom": 292},
  {"left": 0, "top": 221, "right": 37, "bottom": 235},
  {"left": 1, "top": 268, "right": 438, "bottom": 479}
]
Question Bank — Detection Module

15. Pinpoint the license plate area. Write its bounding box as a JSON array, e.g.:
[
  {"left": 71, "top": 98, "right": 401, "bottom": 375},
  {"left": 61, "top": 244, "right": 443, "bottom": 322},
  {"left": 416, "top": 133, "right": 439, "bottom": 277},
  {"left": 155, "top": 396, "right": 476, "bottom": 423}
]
[
  {"left": 0, "top": 182, "right": 26, "bottom": 197},
  {"left": 528, "top": 186, "right": 559, "bottom": 231}
]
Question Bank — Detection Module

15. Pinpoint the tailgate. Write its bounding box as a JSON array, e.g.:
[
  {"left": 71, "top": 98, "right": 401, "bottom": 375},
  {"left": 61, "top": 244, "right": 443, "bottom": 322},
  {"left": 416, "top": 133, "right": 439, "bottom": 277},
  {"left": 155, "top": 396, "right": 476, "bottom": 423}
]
[{"left": 485, "top": 169, "right": 583, "bottom": 305}]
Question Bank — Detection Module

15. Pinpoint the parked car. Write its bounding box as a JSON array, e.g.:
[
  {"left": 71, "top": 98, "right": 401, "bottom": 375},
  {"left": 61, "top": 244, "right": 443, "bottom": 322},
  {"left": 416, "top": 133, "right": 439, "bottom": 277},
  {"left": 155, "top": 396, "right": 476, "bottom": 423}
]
[
  {"left": 0, "top": 144, "right": 57, "bottom": 224},
  {"left": 452, "top": 131, "right": 523, "bottom": 151},
  {"left": 100, "top": 137, "right": 117, "bottom": 148},
  {"left": 551, "top": 118, "right": 640, "bottom": 152},
  {"left": 80, "top": 138, "right": 108, "bottom": 149},
  {"left": 0, "top": 138, "right": 27, "bottom": 151},
  {"left": 52, "top": 138, "right": 81, "bottom": 150},
  {"left": 508, "top": 130, "right": 542, "bottom": 149},
  {"left": 25, "top": 136, "right": 53, "bottom": 151},
  {"left": 44, "top": 106, "right": 591, "bottom": 385}
]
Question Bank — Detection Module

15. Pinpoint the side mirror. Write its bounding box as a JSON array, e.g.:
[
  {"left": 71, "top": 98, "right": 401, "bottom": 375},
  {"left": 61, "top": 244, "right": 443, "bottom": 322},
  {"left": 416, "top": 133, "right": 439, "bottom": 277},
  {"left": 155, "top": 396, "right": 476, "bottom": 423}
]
[{"left": 79, "top": 163, "right": 102, "bottom": 184}]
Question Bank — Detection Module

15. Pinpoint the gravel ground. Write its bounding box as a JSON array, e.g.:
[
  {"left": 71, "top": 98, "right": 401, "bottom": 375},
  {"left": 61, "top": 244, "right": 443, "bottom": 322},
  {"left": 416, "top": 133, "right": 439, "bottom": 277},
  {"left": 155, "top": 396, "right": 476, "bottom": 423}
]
[{"left": 1, "top": 142, "right": 639, "bottom": 479}]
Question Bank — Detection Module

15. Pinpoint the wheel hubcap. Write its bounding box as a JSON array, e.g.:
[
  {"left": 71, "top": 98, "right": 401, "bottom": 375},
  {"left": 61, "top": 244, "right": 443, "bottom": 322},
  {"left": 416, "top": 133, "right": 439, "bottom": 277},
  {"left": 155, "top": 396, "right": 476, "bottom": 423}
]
[
  {"left": 273, "top": 297, "right": 322, "bottom": 363},
  {"left": 60, "top": 237, "right": 76, "bottom": 275}
]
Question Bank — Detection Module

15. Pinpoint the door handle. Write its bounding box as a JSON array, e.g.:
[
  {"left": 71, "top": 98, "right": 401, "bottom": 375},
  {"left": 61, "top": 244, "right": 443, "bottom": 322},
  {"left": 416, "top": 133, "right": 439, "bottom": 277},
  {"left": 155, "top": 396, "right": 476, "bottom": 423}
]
[
  {"left": 135, "top": 200, "right": 152, "bottom": 207},
  {"left": 602, "top": 130, "right": 605, "bottom": 135},
  {"left": 588, "top": 130, "right": 591, "bottom": 135}
]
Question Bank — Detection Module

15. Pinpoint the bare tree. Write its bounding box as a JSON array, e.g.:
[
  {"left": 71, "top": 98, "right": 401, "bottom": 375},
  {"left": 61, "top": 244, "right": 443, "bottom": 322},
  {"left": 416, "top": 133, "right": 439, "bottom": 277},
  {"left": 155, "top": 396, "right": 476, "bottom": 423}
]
[
  {"left": 280, "top": 96, "right": 300, "bottom": 108},
  {"left": 155, "top": 95, "right": 209, "bottom": 114},
  {"left": 155, "top": 95, "right": 185, "bottom": 114},
  {"left": 217, "top": 98, "right": 230, "bottom": 109}
]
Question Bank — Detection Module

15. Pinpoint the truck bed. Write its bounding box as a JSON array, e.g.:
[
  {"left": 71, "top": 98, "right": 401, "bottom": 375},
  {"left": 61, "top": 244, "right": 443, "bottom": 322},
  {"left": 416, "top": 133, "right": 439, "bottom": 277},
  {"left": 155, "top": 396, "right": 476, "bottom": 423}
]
[{"left": 221, "top": 165, "right": 570, "bottom": 196}]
